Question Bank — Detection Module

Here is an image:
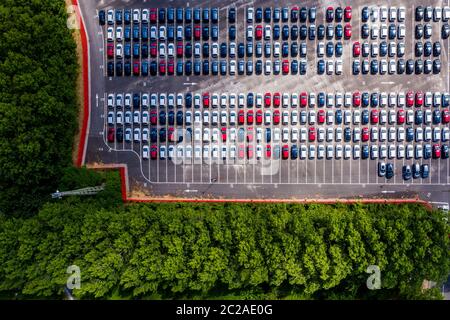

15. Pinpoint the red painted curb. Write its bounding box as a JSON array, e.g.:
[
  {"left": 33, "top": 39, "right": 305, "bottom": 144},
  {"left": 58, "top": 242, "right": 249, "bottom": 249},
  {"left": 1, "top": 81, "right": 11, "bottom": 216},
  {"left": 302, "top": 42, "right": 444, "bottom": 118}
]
[{"left": 72, "top": 0, "right": 89, "bottom": 167}]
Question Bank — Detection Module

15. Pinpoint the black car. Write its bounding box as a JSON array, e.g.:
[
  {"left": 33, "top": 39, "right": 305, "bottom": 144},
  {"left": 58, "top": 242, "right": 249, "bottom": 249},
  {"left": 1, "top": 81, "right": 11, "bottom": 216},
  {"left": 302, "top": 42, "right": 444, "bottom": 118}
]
[
  {"left": 415, "top": 42, "right": 424, "bottom": 56},
  {"left": 282, "top": 25, "right": 290, "bottom": 40},
  {"left": 116, "top": 127, "right": 123, "bottom": 142},
  {"left": 335, "top": 7, "right": 343, "bottom": 22},
  {"left": 317, "top": 60, "right": 325, "bottom": 74},
  {"left": 300, "top": 7, "right": 307, "bottom": 22},
  {"left": 185, "top": 60, "right": 192, "bottom": 75},
  {"left": 193, "top": 8, "right": 201, "bottom": 23},
  {"left": 116, "top": 61, "right": 123, "bottom": 76},
  {"left": 99, "top": 10, "right": 106, "bottom": 25},
  {"left": 406, "top": 59, "right": 415, "bottom": 74},
  {"left": 379, "top": 42, "right": 388, "bottom": 56},
  {"left": 202, "top": 8, "right": 209, "bottom": 23},
  {"left": 309, "top": 25, "right": 316, "bottom": 40},
  {"left": 228, "top": 7, "right": 236, "bottom": 23},
  {"left": 424, "top": 41, "right": 432, "bottom": 56},
  {"left": 115, "top": 9, "right": 122, "bottom": 25},
  {"left": 397, "top": 59, "right": 406, "bottom": 74},
  {"left": 229, "top": 25, "right": 236, "bottom": 40},
  {"left": 211, "top": 8, "right": 219, "bottom": 24},
  {"left": 185, "top": 93, "right": 192, "bottom": 108},
  {"left": 300, "top": 25, "right": 307, "bottom": 39},
  {"left": 150, "top": 128, "right": 158, "bottom": 143},
  {"left": 433, "top": 42, "right": 441, "bottom": 56},
  {"left": 361, "top": 7, "right": 369, "bottom": 22},
  {"left": 291, "top": 42, "right": 298, "bottom": 56},
  {"left": 442, "top": 24, "right": 450, "bottom": 39},
  {"left": 107, "top": 61, "right": 114, "bottom": 76},
  {"left": 309, "top": 7, "right": 316, "bottom": 22},
  {"left": 202, "top": 43, "right": 209, "bottom": 58},
  {"left": 433, "top": 59, "right": 441, "bottom": 74},
  {"left": 442, "top": 145, "right": 449, "bottom": 159},
  {"left": 416, "top": 6, "right": 424, "bottom": 21},
  {"left": 176, "top": 8, "right": 184, "bottom": 23},
  {"left": 159, "top": 128, "right": 166, "bottom": 142},
  {"left": 202, "top": 26, "right": 209, "bottom": 41},
  {"left": 124, "top": 61, "right": 131, "bottom": 76},
  {"left": 124, "top": 9, "right": 131, "bottom": 24},
  {"left": 415, "top": 24, "right": 423, "bottom": 39},
  {"left": 158, "top": 8, "right": 166, "bottom": 23},
  {"left": 386, "top": 163, "right": 394, "bottom": 179},
  {"left": 264, "top": 7, "right": 271, "bottom": 22},
  {"left": 273, "top": 7, "right": 280, "bottom": 22},
  {"left": 185, "top": 8, "right": 192, "bottom": 23},
  {"left": 184, "top": 25, "right": 192, "bottom": 40},
  {"left": 220, "top": 42, "right": 227, "bottom": 58},
  {"left": 361, "top": 24, "right": 369, "bottom": 38},
  {"left": 167, "top": 7, "right": 175, "bottom": 23},
  {"left": 291, "top": 25, "right": 298, "bottom": 40},
  {"left": 255, "top": 59, "right": 262, "bottom": 74},
  {"left": 317, "top": 24, "right": 325, "bottom": 39},
  {"left": 415, "top": 59, "right": 423, "bottom": 74},
  {"left": 255, "top": 8, "right": 262, "bottom": 22},
  {"left": 402, "top": 165, "right": 412, "bottom": 180}
]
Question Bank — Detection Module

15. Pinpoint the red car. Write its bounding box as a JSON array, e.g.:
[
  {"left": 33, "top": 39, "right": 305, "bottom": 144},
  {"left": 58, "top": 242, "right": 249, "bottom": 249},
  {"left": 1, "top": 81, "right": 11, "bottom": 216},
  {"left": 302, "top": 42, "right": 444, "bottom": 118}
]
[
  {"left": 442, "top": 109, "right": 450, "bottom": 123},
  {"left": 353, "top": 91, "right": 361, "bottom": 107},
  {"left": 318, "top": 110, "right": 325, "bottom": 124},
  {"left": 150, "top": 145, "right": 158, "bottom": 160},
  {"left": 194, "top": 25, "right": 201, "bottom": 40},
  {"left": 238, "top": 145, "right": 245, "bottom": 159},
  {"left": 150, "top": 8, "right": 157, "bottom": 23},
  {"left": 168, "top": 127, "right": 175, "bottom": 142},
  {"left": 266, "top": 145, "right": 271, "bottom": 159},
  {"left": 150, "top": 42, "right": 157, "bottom": 57},
  {"left": 255, "top": 25, "right": 263, "bottom": 39},
  {"left": 159, "top": 59, "right": 166, "bottom": 75},
  {"left": 238, "top": 110, "right": 245, "bottom": 124},
  {"left": 221, "top": 128, "right": 227, "bottom": 142},
  {"left": 167, "top": 59, "right": 174, "bottom": 75},
  {"left": 433, "top": 144, "right": 441, "bottom": 158},
  {"left": 344, "top": 6, "right": 352, "bottom": 21},
  {"left": 273, "top": 92, "right": 281, "bottom": 107},
  {"left": 282, "top": 145, "right": 289, "bottom": 160},
  {"left": 415, "top": 91, "right": 424, "bottom": 107},
  {"left": 362, "top": 127, "right": 369, "bottom": 142},
  {"left": 308, "top": 127, "right": 316, "bottom": 141},
  {"left": 107, "top": 43, "right": 114, "bottom": 59},
  {"left": 273, "top": 110, "right": 280, "bottom": 124},
  {"left": 133, "top": 61, "right": 140, "bottom": 75},
  {"left": 371, "top": 110, "right": 379, "bottom": 124},
  {"left": 282, "top": 60, "right": 289, "bottom": 74},
  {"left": 150, "top": 110, "right": 158, "bottom": 125},
  {"left": 406, "top": 91, "right": 414, "bottom": 107},
  {"left": 353, "top": 42, "right": 360, "bottom": 57},
  {"left": 247, "top": 128, "right": 253, "bottom": 142},
  {"left": 203, "top": 92, "right": 210, "bottom": 107},
  {"left": 397, "top": 109, "right": 405, "bottom": 124},
  {"left": 256, "top": 110, "right": 263, "bottom": 124},
  {"left": 107, "top": 128, "right": 115, "bottom": 142},
  {"left": 344, "top": 23, "right": 352, "bottom": 39},
  {"left": 247, "top": 110, "right": 254, "bottom": 124},
  {"left": 264, "top": 92, "right": 271, "bottom": 107},
  {"left": 176, "top": 41, "right": 183, "bottom": 57},
  {"left": 300, "top": 92, "right": 308, "bottom": 107},
  {"left": 247, "top": 145, "right": 254, "bottom": 159}
]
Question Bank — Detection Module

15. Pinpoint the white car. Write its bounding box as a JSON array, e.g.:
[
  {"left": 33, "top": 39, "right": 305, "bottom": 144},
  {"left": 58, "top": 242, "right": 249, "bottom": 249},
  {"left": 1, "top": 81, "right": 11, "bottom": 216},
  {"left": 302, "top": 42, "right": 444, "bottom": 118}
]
[
  {"left": 142, "top": 128, "right": 149, "bottom": 142},
  {"left": 133, "top": 128, "right": 140, "bottom": 142},
  {"left": 107, "top": 27, "right": 114, "bottom": 41},
  {"left": 133, "top": 111, "right": 140, "bottom": 124},
  {"left": 335, "top": 59, "right": 343, "bottom": 75},
  {"left": 353, "top": 145, "right": 361, "bottom": 159},
  {"left": 115, "top": 112, "right": 123, "bottom": 124},
  {"left": 335, "top": 145, "right": 343, "bottom": 159},
  {"left": 264, "top": 60, "right": 272, "bottom": 74},
  {"left": 388, "top": 145, "right": 396, "bottom": 159},
  {"left": 107, "top": 9, "right": 114, "bottom": 24},
  {"left": 116, "top": 27, "right": 123, "bottom": 41},
  {"left": 107, "top": 94, "right": 114, "bottom": 108},
  {"left": 142, "top": 146, "right": 149, "bottom": 160},
  {"left": 133, "top": 9, "right": 141, "bottom": 23},
  {"left": 379, "top": 127, "right": 387, "bottom": 141},
  {"left": 344, "top": 145, "right": 352, "bottom": 159},
  {"left": 397, "top": 145, "right": 405, "bottom": 159},
  {"left": 415, "top": 145, "right": 423, "bottom": 159},
  {"left": 264, "top": 25, "right": 272, "bottom": 39},
  {"left": 203, "top": 128, "right": 210, "bottom": 142},
  {"left": 371, "top": 145, "right": 379, "bottom": 159}
]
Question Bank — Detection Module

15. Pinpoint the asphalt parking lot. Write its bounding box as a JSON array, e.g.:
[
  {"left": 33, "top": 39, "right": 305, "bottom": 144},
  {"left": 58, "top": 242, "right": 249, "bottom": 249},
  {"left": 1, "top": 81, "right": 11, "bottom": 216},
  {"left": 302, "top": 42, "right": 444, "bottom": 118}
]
[{"left": 79, "top": 0, "right": 450, "bottom": 202}]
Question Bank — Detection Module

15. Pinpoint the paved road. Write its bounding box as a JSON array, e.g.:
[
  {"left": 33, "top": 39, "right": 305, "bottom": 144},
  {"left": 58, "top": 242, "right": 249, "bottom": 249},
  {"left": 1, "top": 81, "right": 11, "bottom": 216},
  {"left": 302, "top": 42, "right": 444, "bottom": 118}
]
[{"left": 78, "top": 0, "right": 450, "bottom": 204}]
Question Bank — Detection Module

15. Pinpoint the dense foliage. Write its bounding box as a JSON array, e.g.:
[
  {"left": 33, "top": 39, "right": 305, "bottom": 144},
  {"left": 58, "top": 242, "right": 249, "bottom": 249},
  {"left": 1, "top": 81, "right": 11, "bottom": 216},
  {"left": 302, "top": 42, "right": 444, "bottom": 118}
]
[
  {"left": 0, "top": 0, "right": 78, "bottom": 215},
  {"left": 0, "top": 171, "right": 448, "bottom": 300}
]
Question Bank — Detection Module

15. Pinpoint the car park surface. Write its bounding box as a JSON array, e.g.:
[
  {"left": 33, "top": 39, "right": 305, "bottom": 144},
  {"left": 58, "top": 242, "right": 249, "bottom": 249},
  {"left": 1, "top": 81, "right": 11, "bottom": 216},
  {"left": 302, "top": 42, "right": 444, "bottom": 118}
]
[{"left": 82, "top": 0, "right": 450, "bottom": 203}]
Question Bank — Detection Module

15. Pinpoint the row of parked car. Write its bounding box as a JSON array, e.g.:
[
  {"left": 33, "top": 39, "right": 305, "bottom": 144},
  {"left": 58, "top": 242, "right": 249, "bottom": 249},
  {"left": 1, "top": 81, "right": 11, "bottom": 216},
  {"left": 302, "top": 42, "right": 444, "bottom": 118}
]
[
  {"left": 107, "top": 107, "right": 450, "bottom": 128},
  {"left": 109, "top": 41, "right": 313, "bottom": 60},
  {"left": 133, "top": 141, "right": 445, "bottom": 164},
  {"left": 351, "top": 58, "right": 442, "bottom": 75},
  {"left": 107, "top": 91, "right": 450, "bottom": 109}
]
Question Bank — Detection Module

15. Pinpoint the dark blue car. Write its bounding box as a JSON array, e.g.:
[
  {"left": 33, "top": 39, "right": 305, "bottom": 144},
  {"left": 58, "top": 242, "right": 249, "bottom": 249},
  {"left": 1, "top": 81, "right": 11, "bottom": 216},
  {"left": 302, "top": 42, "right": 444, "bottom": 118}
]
[
  {"left": 176, "top": 8, "right": 184, "bottom": 23},
  {"left": 335, "top": 110, "right": 342, "bottom": 124}
]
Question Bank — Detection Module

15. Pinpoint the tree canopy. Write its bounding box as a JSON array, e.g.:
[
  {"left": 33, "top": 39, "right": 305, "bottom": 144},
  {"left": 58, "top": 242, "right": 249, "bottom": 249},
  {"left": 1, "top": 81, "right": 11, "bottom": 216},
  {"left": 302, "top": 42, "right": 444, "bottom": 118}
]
[
  {"left": 0, "top": 0, "right": 78, "bottom": 215},
  {"left": 0, "top": 175, "right": 448, "bottom": 300}
]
